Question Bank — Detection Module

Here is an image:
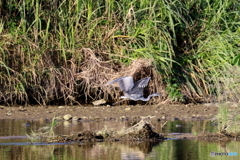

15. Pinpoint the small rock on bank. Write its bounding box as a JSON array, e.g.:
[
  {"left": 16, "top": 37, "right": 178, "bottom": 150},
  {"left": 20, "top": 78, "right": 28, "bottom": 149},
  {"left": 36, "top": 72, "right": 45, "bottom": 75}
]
[{"left": 63, "top": 114, "right": 72, "bottom": 121}]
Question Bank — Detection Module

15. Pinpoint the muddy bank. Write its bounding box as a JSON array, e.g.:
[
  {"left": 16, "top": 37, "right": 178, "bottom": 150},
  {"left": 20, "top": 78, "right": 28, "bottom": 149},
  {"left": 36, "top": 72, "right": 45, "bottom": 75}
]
[
  {"left": 48, "top": 122, "right": 164, "bottom": 143},
  {"left": 0, "top": 103, "right": 218, "bottom": 121},
  {"left": 165, "top": 131, "right": 240, "bottom": 141},
  {"left": 197, "top": 130, "right": 240, "bottom": 141}
]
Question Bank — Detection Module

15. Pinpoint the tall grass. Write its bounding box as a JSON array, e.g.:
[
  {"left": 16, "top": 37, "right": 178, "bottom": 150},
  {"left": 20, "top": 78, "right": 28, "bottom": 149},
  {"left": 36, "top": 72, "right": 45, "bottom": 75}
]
[{"left": 0, "top": 0, "right": 239, "bottom": 105}]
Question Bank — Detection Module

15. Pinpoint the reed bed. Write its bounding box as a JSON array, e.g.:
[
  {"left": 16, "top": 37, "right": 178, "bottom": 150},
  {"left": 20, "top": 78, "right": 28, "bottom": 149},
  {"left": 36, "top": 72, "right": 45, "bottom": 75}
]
[{"left": 0, "top": 0, "right": 239, "bottom": 105}]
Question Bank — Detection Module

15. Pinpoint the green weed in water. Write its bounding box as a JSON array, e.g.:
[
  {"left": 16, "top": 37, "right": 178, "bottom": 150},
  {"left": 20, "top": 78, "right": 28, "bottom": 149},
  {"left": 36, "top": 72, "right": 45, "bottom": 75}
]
[
  {"left": 215, "top": 104, "right": 240, "bottom": 133},
  {"left": 27, "top": 117, "right": 59, "bottom": 142}
]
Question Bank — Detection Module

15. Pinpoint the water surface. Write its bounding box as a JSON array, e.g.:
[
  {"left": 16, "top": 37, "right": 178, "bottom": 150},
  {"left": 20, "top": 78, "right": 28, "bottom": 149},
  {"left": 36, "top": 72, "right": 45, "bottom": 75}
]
[{"left": 0, "top": 119, "right": 239, "bottom": 160}]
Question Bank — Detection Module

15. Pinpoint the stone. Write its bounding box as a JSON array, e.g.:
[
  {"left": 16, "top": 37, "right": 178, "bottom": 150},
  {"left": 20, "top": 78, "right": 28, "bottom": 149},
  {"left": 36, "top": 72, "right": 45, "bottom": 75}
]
[
  {"left": 55, "top": 117, "right": 63, "bottom": 120},
  {"left": 72, "top": 116, "right": 80, "bottom": 121},
  {"left": 92, "top": 99, "right": 106, "bottom": 106},
  {"left": 63, "top": 114, "right": 72, "bottom": 121},
  {"left": 120, "top": 116, "right": 128, "bottom": 120},
  {"left": 58, "top": 106, "right": 65, "bottom": 109},
  {"left": 124, "top": 107, "right": 131, "bottom": 111}
]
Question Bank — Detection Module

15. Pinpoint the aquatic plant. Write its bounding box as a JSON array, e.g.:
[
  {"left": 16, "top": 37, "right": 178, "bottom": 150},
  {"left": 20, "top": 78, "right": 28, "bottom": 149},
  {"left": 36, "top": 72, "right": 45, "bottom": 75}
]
[
  {"left": 215, "top": 104, "right": 229, "bottom": 132},
  {"left": 96, "top": 126, "right": 115, "bottom": 138},
  {"left": 27, "top": 117, "right": 59, "bottom": 142},
  {"left": 214, "top": 103, "right": 240, "bottom": 133}
]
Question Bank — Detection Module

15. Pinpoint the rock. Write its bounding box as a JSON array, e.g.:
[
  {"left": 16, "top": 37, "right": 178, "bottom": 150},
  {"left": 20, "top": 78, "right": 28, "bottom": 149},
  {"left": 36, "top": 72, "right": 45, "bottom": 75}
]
[
  {"left": 55, "top": 117, "right": 63, "bottom": 120},
  {"left": 6, "top": 113, "right": 11, "bottom": 116},
  {"left": 92, "top": 99, "right": 106, "bottom": 106},
  {"left": 82, "top": 116, "right": 88, "bottom": 119},
  {"left": 63, "top": 114, "right": 72, "bottom": 121},
  {"left": 58, "top": 106, "right": 65, "bottom": 109},
  {"left": 203, "top": 103, "right": 214, "bottom": 106},
  {"left": 19, "top": 108, "right": 27, "bottom": 112},
  {"left": 120, "top": 116, "right": 128, "bottom": 120},
  {"left": 72, "top": 116, "right": 80, "bottom": 121},
  {"left": 140, "top": 115, "right": 156, "bottom": 119},
  {"left": 124, "top": 107, "right": 131, "bottom": 111},
  {"left": 94, "top": 118, "right": 100, "bottom": 121}
]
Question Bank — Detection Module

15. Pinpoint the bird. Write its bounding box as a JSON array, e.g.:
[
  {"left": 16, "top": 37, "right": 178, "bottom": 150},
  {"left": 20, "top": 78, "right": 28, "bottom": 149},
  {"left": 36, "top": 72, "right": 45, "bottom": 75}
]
[{"left": 106, "top": 76, "right": 160, "bottom": 101}]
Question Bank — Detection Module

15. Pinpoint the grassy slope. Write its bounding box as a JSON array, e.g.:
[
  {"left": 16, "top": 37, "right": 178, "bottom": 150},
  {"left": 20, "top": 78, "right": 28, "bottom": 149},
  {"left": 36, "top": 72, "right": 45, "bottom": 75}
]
[{"left": 0, "top": 0, "right": 239, "bottom": 105}]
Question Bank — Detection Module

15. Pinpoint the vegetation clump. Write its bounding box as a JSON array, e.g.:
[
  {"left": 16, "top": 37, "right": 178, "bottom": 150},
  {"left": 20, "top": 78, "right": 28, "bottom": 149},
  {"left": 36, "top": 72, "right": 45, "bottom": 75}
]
[
  {"left": 57, "top": 120, "right": 164, "bottom": 142},
  {"left": 27, "top": 117, "right": 59, "bottom": 142},
  {"left": 0, "top": 0, "right": 239, "bottom": 105},
  {"left": 197, "top": 103, "right": 240, "bottom": 140}
]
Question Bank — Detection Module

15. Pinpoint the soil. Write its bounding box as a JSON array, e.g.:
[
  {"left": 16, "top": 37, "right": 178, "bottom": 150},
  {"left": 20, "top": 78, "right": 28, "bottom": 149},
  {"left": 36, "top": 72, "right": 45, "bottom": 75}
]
[{"left": 0, "top": 103, "right": 218, "bottom": 121}]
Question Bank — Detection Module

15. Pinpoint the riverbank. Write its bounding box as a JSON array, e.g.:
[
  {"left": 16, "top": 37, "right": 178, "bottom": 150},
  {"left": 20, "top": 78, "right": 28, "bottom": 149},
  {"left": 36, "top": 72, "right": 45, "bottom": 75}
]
[{"left": 0, "top": 103, "right": 220, "bottom": 121}]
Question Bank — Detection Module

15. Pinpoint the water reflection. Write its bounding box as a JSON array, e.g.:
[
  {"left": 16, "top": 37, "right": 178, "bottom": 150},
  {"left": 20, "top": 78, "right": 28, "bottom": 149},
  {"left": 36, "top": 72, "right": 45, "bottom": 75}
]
[
  {"left": 1, "top": 140, "right": 240, "bottom": 160},
  {"left": 0, "top": 119, "right": 217, "bottom": 136},
  {"left": 0, "top": 119, "right": 239, "bottom": 160}
]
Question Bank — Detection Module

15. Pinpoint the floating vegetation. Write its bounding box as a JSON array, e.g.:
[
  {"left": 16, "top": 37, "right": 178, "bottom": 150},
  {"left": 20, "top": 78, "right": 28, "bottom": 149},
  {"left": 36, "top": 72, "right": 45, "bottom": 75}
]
[
  {"left": 27, "top": 117, "right": 59, "bottom": 142},
  {"left": 197, "top": 103, "right": 240, "bottom": 141},
  {"left": 213, "top": 103, "right": 240, "bottom": 134}
]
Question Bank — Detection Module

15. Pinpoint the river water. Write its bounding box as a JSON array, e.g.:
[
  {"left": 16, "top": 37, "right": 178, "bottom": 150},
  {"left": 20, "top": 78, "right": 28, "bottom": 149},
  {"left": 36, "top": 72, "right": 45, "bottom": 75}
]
[{"left": 0, "top": 119, "right": 239, "bottom": 160}]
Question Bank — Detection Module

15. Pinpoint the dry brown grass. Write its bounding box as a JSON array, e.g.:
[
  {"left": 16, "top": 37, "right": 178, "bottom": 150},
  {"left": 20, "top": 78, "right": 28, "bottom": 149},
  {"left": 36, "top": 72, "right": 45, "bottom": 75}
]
[
  {"left": 0, "top": 44, "right": 164, "bottom": 105},
  {"left": 75, "top": 48, "right": 164, "bottom": 104}
]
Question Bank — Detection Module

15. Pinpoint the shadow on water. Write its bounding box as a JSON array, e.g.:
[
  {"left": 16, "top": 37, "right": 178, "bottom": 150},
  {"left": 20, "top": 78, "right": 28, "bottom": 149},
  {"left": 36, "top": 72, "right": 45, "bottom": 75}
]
[{"left": 0, "top": 119, "right": 239, "bottom": 160}]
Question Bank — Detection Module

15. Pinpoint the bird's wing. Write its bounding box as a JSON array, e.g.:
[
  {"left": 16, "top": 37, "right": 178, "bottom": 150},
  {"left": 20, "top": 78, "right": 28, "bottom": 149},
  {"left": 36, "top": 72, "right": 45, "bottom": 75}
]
[
  {"left": 106, "top": 76, "right": 134, "bottom": 92},
  {"left": 134, "top": 77, "right": 151, "bottom": 88},
  {"left": 129, "top": 77, "right": 151, "bottom": 95}
]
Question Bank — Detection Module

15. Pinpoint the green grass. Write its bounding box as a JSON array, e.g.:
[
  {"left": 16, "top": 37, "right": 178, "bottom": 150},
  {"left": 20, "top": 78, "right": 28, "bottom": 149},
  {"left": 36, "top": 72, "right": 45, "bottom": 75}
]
[
  {"left": 0, "top": 0, "right": 239, "bottom": 104},
  {"left": 214, "top": 104, "right": 240, "bottom": 133}
]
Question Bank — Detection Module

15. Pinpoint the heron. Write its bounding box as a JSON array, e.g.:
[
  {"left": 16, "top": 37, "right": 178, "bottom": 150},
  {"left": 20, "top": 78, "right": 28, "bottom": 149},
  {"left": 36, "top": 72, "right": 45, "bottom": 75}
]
[{"left": 106, "top": 76, "right": 160, "bottom": 101}]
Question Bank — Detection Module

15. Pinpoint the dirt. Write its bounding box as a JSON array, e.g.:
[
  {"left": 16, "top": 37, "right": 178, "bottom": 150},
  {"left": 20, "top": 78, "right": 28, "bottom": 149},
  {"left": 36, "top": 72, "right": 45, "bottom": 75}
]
[
  {"left": 2, "top": 103, "right": 240, "bottom": 141},
  {"left": 0, "top": 103, "right": 218, "bottom": 121}
]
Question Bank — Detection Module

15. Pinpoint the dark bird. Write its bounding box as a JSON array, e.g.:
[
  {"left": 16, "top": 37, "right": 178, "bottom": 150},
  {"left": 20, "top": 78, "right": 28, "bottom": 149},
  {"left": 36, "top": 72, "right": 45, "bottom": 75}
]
[{"left": 106, "top": 76, "right": 160, "bottom": 101}]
